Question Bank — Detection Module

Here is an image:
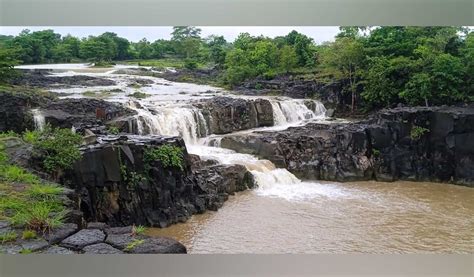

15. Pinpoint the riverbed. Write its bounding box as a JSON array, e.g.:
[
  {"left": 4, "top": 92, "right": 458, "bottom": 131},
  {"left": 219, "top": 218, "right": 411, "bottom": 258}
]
[{"left": 17, "top": 63, "right": 474, "bottom": 254}]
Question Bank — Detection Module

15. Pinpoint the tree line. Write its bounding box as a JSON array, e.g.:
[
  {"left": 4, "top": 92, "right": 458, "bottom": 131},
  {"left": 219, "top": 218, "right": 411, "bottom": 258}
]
[{"left": 0, "top": 26, "right": 472, "bottom": 111}]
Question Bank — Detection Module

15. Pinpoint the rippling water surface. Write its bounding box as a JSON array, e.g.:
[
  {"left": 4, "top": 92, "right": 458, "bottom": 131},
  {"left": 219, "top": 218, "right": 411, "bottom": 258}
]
[{"left": 147, "top": 181, "right": 474, "bottom": 253}]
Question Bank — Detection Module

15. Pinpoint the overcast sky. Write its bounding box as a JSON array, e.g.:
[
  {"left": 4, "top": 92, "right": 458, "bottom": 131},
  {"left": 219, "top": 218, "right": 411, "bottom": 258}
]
[{"left": 0, "top": 26, "right": 340, "bottom": 44}]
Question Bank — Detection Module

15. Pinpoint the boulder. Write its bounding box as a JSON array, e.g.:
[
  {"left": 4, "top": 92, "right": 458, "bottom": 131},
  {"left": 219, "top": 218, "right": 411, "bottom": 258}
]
[
  {"left": 83, "top": 243, "right": 123, "bottom": 254},
  {"left": 125, "top": 237, "right": 187, "bottom": 254},
  {"left": 44, "top": 223, "right": 78, "bottom": 245},
  {"left": 42, "top": 246, "right": 76, "bottom": 254},
  {"left": 60, "top": 229, "right": 106, "bottom": 250}
]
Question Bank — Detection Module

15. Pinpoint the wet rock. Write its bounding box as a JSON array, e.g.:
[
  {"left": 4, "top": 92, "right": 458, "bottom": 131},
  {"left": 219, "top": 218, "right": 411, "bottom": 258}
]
[
  {"left": 220, "top": 105, "right": 474, "bottom": 186},
  {"left": 0, "top": 244, "right": 23, "bottom": 254},
  {"left": 67, "top": 135, "right": 255, "bottom": 228},
  {"left": 83, "top": 243, "right": 123, "bottom": 254},
  {"left": 87, "top": 222, "right": 109, "bottom": 230},
  {"left": 194, "top": 96, "right": 274, "bottom": 134},
  {"left": 0, "top": 220, "right": 10, "bottom": 229},
  {"left": 20, "top": 239, "right": 49, "bottom": 252},
  {"left": 12, "top": 71, "right": 116, "bottom": 88},
  {"left": 44, "top": 223, "right": 78, "bottom": 245},
  {"left": 105, "top": 233, "right": 136, "bottom": 249},
  {"left": 60, "top": 229, "right": 106, "bottom": 250},
  {"left": 125, "top": 237, "right": 187, "bottom": 254},
  {"left": 105, "top": 226, "right": 133, "bottom": 235},
  {"left": 42, "top": 246, "right": 75, "bottom": 254}
]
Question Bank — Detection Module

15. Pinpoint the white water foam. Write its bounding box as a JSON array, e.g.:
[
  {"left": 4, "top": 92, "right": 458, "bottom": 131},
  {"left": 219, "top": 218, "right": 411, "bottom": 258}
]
[{"left": 31, "top": 109, "right": 46, "bottom": 131}]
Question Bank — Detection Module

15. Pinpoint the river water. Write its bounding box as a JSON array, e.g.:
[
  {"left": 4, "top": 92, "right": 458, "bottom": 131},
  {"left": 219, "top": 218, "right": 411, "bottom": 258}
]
[{"left": 19, "top": 63, "right": 474, "bottom": 253}]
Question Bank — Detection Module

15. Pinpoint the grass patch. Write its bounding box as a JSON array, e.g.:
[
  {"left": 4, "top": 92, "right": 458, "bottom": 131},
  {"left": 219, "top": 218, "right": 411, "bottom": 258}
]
[
  {"left": 0, "top": 165, "right": 40, "bottom": 184},
  {"left": 21, "top": 229, "right": 37, "bottom": 240},
  {"left": 9, "top": 201, "right": 66, "bottom": 232},
  {"left": 130, "top": 91, "right": 150, "bottom": 99},
  {"left": 0, "top": 141, "right": 67, "bottom": 233},
  {"left": 22, "top": 130, "right": 40, "bottom": 144},
  {"left": 124, "top": 239, "right": 145, "bottom": 252},
  {"left": 82, "top": 90, "right": 113, "bottom": 99},
  {"left": 19, "top": 248, "right": 33, "bottom": 254},
  {"left": 0, "top": 230, "right": 17, "bottom": 244}
]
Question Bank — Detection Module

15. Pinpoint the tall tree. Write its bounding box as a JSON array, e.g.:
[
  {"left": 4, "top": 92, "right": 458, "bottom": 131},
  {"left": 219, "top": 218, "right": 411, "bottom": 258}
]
[{"left": 319, "top": 37, "right": 365, "bottom": 112}]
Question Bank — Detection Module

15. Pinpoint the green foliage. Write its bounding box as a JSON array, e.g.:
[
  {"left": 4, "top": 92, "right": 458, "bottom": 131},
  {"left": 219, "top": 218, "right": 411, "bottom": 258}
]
[
  {"left": 10, "top": 201, "right": 66, "bottom": 232},
  {"left": 130, "top": 91, "right": 150, "bottom": 99},
  {"left": 26, "top": 183, "right": 63, "bottom": 201},
  {"left": 184, "top": 59, "right": 198, "bottom": 70},
  {"left": 0, "top": 230, "right": 17, "bottom": 243},
  {"left": 21, "top": 229, "right": 37, "bottom": 240},
  {"left": 0, "top": 165, "right": 40, "bottom": 184},
  {"left": 144, "top": 145, "right": 184, "bottom": 171},
  {"left": 124, "top": 239, "right": 145, "bottom": 252},
  {"left": 22, "top": 130, "right": 40, "bottom": 144},
  {"left": 107, "top": 126, "right": 120, "bottom": 135},
  {"left": 372, "top": 148, "right": 380, "bottom": 157},
  {"left": 410, "top": 125, "right": 430, "bottom": 140},
  {"left": 19, "top": 248, "right": 33, "bottom": 254},
  {"left": 0, "top": 47, "right": 20, "bottom": 84},
  {"left": 33, "top": 125, "right": 82, "bottom": 173},
  {"left": 132, "top": 225, "right": 146, "bottom": 236}
]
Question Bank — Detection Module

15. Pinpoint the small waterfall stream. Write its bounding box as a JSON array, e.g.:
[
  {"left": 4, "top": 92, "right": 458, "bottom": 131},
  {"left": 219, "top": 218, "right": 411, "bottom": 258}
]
[{"left": 31, "top": 109, "right": 46, "bottom": 131}]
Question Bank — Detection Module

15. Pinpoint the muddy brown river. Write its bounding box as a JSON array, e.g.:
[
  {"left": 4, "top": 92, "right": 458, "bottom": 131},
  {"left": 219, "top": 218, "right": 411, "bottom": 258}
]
[{"left": 147, "top": 181, "right": 474, "bottom": 253}]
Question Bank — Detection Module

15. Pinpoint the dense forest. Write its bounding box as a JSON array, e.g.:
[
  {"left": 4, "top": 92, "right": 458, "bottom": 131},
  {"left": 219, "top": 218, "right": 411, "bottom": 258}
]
[{"left": 0, "top": 26, "right": 472, "bottom": 111}]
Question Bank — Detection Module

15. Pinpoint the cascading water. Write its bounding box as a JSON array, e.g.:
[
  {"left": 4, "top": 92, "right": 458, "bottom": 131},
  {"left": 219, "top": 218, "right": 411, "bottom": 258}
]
[
  {"left": 126, "top": 95, "right": 329, "bottom": 199},
  {"left": 270, "top": 99, "right": 326, "bottom": 125},
  {"left": 126, "top": 100, "right": 209, "bottom": 144},
  {"left": 31, "top": 109, "right": 46, "bottom": 131}
]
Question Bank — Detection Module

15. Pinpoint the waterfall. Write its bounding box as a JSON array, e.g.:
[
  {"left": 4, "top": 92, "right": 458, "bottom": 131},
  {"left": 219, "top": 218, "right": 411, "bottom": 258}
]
[
  {"left": 126, "top": 100, "right": 209, "bottom": 144},
  {"left": 270, "top": 99, "right": 326, "bottom": 125},
  {"left": 31, "top": 109, "right": 46, "bottom": 131}
]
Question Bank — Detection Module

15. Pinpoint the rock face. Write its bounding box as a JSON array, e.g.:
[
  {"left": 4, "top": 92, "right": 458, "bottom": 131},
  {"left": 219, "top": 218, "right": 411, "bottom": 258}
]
[
  {"left": 0, "top": 88, "right": 134, "bottom": 133},
  {"left": 194, "top": 96, "right": 274, "bottom": 134},
  {"left": 221, "top": 105, "right": 474, "bottom": 186},
  {"left": 12, "top": 70, "right": 116, "bottom": 88},
  {"left": 235, "top": 74, "right": 347, "bottom": 111},
  {"left": 67, "top": 135, "right": 255, "bottom": 228}
]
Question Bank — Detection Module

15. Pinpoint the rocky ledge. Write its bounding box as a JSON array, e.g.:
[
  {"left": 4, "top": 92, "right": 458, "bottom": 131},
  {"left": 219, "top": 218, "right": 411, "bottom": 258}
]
[
  {"left": 193, "top": 96, "right": 274, "bottom": 135},
  {"left": 0, "top": 221, "right": 186, "bottom": 254},
  {"left": 67, "top": 135, "right": 255, "bottom": 228},
  {"left": 0, "top": 88, "right": 135, "bottom": 133},
  {"left": 220, "top": 105, "right": 474, "bottom": 186},
  {"left": 12, "top": 70, "right": 116, "bottom": 88}
]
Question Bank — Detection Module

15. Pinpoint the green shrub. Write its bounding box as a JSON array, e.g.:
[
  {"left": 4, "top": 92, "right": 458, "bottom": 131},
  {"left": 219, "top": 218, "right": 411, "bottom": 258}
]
[
  {"left": 132, "top": 225, "right": 146, "bottom": 236},
  {"left": 0, "top": 230, "right": 17, "bottom": 243},
  {"left": 372, "top": 148, "right": 380, "bottom": 157},
  {"left": 130, "top": 91, "right": 150, "bottom": 99},
  {"left": 0, "top": 131, "right": 19, "bottom": 139},
  {"left": 34, "top": 125, "right": 82, "bottom": 173},
  {"left": 107, "top": 126, "right": 120, "bottom": 135},
  {"left": 410, "top": 125, "right": 430, "bottom": 140},
  {"left": 184, "top": 59, "right": 198, "bottom": 70},
  {"left": 22, "top": 130, "right": 41, "bottom": 144},
  {"left": 21, "top": 229, "right": 37, "bottom": 240},
  {"left": 144, "top": 145, "right": 184, "bottom": 170}
]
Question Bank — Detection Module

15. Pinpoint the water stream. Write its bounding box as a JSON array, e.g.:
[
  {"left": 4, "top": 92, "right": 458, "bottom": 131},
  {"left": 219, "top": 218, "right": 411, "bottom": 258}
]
[{"left": 19, "top": 64, "right": 474, "bottom": 253}]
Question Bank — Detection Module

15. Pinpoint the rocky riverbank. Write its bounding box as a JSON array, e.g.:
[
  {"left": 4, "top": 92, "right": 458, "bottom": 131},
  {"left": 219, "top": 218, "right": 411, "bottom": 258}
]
[
  {"left": 69, "top": 135, "right": 255, "bottom": 227},
  {"left": 220, "top": 105, "right": 474, "bottom": 186},
  {"left": 0, "top": 221, "right": 186, "bottom": 254}
]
